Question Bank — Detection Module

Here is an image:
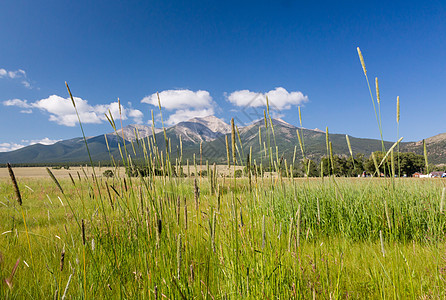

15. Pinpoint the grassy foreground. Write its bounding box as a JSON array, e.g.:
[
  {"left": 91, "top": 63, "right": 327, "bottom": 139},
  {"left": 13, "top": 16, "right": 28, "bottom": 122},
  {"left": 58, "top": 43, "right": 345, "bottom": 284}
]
[{"left": 1, "top": 173, "right": 446, "bottom": 299}]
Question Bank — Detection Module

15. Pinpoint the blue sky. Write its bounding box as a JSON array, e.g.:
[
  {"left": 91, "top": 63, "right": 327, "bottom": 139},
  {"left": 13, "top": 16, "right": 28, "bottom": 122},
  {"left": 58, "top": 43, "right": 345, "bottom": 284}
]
[{"left": 1, "top": 0, "right": 445, "bottom": 151}]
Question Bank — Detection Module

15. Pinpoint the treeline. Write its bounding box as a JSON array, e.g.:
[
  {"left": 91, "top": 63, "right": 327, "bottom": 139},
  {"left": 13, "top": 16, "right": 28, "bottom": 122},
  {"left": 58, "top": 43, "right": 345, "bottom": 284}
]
[{"left": 286, "top": 151, "right": 440, "bottom": 177}]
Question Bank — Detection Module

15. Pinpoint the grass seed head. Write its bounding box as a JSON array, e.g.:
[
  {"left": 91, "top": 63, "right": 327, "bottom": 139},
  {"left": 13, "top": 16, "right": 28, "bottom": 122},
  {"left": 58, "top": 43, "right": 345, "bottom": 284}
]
[
  {"left": 7, "top": 163, "right": 22, "bottom": 206},
  {"left": 60, "top": 249, "right": 65, "bottom": 272},
  {"left": 157, "top": 218, "right": 162, "bottom": 236},
  {"left": 357, "top": 47, "right": 367, "bottom": 76},
  {"left": 65, "top": 82, "right": 76, "bottom": 108},
  {"left": 375, "top": 77, "right": 380, "bottom": 104},
  {"left": 81, "top": 219, "right": 86, "bottom": 245},
  {"left": 231, "top": 118, "right": 236, "bottom": 164},
  {"left": 423, "top": 139, "right": 429, "bottom": 174},
  {"left": 298, "top": 106, "right": 302, "bottom": 127},
  {"left": 47, "top": 167, "right": 64, "bottom": 194},
  {"left": 346, "top": 135, "right": 353, "bottom": 157}
]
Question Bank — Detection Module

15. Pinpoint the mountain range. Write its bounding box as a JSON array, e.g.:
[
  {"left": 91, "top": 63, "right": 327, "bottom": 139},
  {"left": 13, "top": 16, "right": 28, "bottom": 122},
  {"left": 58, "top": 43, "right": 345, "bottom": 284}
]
[{"left": 0, "top": 116, "right": 445, "bottom": 165}]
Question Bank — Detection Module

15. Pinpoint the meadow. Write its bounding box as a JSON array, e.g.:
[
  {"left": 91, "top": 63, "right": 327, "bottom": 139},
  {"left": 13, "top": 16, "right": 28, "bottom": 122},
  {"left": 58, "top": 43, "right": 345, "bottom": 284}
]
[
  {"left": 1, "top": 48, "right": 446, "bottom": 299},
  {"left": 1, "top": 169, "right": 446, "bottom": 299}
]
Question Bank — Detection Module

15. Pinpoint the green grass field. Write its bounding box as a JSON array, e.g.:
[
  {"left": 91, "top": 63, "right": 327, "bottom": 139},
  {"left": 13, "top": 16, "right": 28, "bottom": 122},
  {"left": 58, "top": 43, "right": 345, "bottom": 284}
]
[
  {"left": 1, "top": 173, "right": 446, "bottom": 299},
  {"left": 1, "top": 50, "right": 445, "bottom": 299}
]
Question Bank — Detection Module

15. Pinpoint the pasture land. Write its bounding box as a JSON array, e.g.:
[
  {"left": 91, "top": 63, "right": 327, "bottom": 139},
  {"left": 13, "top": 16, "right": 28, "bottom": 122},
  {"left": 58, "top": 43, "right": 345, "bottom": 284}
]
[{"left": 1, "top": 172, "right": 445, "bottom": 298}]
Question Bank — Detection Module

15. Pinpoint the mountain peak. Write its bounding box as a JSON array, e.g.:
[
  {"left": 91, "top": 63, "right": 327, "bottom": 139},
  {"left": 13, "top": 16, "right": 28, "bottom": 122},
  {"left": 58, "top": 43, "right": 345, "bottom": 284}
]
[
  {"left": 186, "top": 115, "right": 231, "bottom": 134},
  {"left": 274, "top": 118, "right": 295, "bottom": 128},
  {"left": 109, "top": 124, "right": 161, "bottom": 141}
]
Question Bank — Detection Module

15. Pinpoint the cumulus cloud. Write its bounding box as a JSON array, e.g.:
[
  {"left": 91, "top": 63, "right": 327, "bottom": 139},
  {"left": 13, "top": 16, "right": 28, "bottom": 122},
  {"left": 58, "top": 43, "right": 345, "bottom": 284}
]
[
  {"left": 2, "top": 95, "right": 144, "bottom": 126},
  {"left": 128, "top": 109, "right": 144, "bottom": 124},
  {"left": 0, "top": 138, "right": 61, "bottom": 152},
  {"left": 0, "top": 68, "right": 31, "bottom": 88},
  {"left": 0, "top": 142, "right": 25, "bottom": 152},
  {"left": 141, "top": 89, "right": 215, "bottom": 125},
  {"left": 166, "top": 108, "right": 215, "bottom": 125},
  {"left": 3, "top": 99, "right": 32, "bottom": 108},
  {"left": 23, "top": 137, "right": 62, "bottom": 145},
  {"left": 227, "top": 87, "right": 308, "bottom": 110},
  {"left": 141, "top": 90, "right": 213, "bottom": 110}
]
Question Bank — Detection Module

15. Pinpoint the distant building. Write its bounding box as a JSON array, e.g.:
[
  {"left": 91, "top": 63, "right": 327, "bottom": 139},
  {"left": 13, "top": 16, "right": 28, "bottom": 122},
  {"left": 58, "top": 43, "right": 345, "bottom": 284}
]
[
  {"left": 413, "top": 171, "right": 446, "bottom": 178},
  {"left": 429, "top": 171, "right": 446, "bottom": 178}
]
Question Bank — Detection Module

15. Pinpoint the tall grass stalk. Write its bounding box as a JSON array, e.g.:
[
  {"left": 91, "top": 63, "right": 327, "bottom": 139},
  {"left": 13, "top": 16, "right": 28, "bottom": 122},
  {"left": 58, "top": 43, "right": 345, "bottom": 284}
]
[
  {"left": 7, "top": 163, "right": 33, "bottom": 265},
  {"left": 396, "top": 96, "right": 401, "bottom": 177},
  {"left": 440, "top": 187, "right": 445, "bottom": 213},
  {"left": 423, "top": 139, "right": 429, "bottom": 174},
  {"left": 357, "top": 48, "right": 385, "bottom": 152}
]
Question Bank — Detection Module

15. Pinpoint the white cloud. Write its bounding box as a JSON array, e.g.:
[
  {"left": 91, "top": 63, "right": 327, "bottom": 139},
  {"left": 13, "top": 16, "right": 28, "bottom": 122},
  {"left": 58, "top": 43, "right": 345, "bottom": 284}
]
[
  {"left": 29, "top": 137, "right": 62, "bottom": 145},
  {"left": 33, "top": 95, "right": 101, "bottom": 126},
  {"left": 7, "top": 69, "right": 26, "bottom": 79},
  {"left": 128, "top": 109, "right": 144, "bottom": 124},
  {"left": 227, "top": 87, "right": 308, "bottom": 110},
  {"left": 3, "top": 99, "right": 32, "bottom": 108},
  {"left": 2, "top": 95, "right": 144, "bottom": 127},
  {"left": 141, "top": 89, "right": 213, "bottom": 110},
  {"left": 141, "top": 89, "right": 215, "bottom": 125},
  {"left": 0, "top": 142, "right": 25, "bottom": 152},
  {"left": 0, "top": 68, "right": 31, "bottom": 88},
  {"left": 166, "top": 108, "right": 215, "bottom": 125},
  {"left": 0, "top": 138, "right": 61, "bottom": 152}
]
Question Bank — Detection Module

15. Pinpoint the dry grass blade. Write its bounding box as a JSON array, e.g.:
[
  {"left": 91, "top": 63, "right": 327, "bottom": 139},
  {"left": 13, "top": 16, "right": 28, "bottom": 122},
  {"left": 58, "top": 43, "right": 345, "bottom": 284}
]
[
  {"left": 372, "top": 152, "right": 379, "bottom": 175},
  {"left": 440, "top": 187, "right": 445, "bottom": 213},
  {"left": 296, "top": 204, "right": 301, "bottom": 250},
  {"left": 5, "top": 258, "right": 20, "bottom": 289},
  {"left": 380, "top": 230, "right": 385, "bottom": 257},
  {"left": 7, "top": 163, "right": 22, "bottom": 205},
  {"left": 61, "top": 272, "right": 74, "bottom": 300},
  {"left": 177, "top": 234, "right": 182, "bottom": 279},
  {"left": 377, "top": 137, "right": 404, "bottom": 169}
]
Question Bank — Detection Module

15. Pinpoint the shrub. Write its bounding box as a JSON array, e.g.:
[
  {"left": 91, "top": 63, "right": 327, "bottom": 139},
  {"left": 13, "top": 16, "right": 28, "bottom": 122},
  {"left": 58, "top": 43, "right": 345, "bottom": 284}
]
[{"left": 103, "top": 170, "right": 114, "bottom": 178}]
